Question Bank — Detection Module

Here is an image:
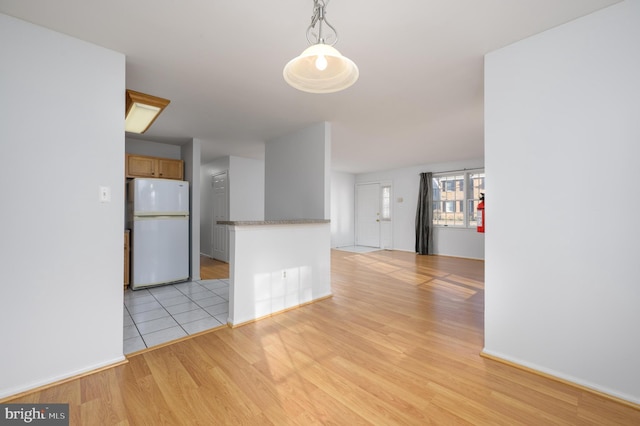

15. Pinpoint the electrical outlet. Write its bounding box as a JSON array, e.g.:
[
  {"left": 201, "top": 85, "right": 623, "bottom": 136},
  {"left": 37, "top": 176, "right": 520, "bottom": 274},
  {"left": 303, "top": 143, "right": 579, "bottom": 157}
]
[{"left": 283, "top": 271, "right": 287, "bottom": 278}]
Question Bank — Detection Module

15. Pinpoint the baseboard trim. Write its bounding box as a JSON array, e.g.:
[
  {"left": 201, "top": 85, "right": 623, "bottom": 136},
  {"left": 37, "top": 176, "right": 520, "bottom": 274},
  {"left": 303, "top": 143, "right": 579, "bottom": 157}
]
[
  {"left": 0, "top": 358, "right": 129, "bottom": 403},
  {"left": 433, "top": 253, "right": 484, "bottom": 261},
  {"left": 384, "top": 247, "right": 484, "bottom": 261},
  {"left": 230, "top": 294, "right": 333, "bottom": 329},
  {"left": 480, "top": 351, "right": 640, "bottom": 411},
  {"left": 125, "top": 324, "right": 230, "bottom": 357}
]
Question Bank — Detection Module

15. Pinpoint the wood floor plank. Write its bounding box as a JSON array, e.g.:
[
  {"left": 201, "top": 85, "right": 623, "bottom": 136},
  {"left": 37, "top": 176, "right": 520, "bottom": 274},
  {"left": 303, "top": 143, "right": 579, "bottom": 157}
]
[
  {"left": 199, "top": 255, "right": 229, "bottom": 280},
  {"left": 444, "top": 273, "right": 485, "bottom": 290},
  {"left": 5, "top": 249, "right": 640, "bottom": 424}
]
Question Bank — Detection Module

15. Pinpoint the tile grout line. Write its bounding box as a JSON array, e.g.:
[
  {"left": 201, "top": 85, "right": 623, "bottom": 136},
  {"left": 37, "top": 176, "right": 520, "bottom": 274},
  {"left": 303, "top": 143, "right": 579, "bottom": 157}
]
[
  {"left": 180, "top": 281, "right": 227, "bottom": 330},
  {"left": 123, "top": 303, "right": 145, "bottom": 346},
  {"left": 147, "top": 283, "right": 194, "bottom": 343},
  {"left": 124, "top": 279, "right": 230, "bottom": 353}
]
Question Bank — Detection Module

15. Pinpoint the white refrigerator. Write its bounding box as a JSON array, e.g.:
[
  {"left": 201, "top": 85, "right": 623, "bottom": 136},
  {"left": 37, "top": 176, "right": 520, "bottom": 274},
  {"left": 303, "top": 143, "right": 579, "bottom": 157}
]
[{"left": 127, "top": 178, "right": 190, "bottom": 290}]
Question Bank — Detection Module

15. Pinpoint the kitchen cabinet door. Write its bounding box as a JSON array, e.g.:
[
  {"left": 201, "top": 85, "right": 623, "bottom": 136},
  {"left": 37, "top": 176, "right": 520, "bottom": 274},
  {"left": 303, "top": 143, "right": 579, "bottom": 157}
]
[
  {"left": 126, "top": 154, "right": 184, "bottom": 180},
  {"left": 157, "top": 158, "right": 183, "bottom": 180},
  {"left": 126, "top": 155, "right": 156, "bottom": 178}
]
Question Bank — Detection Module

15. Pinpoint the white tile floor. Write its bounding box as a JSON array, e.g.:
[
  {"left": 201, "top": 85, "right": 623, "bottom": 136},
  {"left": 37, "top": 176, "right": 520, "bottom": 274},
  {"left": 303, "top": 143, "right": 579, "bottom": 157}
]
[{"left": 123, "top": 279, "right": 229, "bottom": 354}]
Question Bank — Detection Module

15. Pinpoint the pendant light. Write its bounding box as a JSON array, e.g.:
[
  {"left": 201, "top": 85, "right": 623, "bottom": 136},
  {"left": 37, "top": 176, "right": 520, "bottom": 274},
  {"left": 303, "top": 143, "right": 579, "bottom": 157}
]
[{"left": 283, "top": 0, "right": 359, "bottom": 94}]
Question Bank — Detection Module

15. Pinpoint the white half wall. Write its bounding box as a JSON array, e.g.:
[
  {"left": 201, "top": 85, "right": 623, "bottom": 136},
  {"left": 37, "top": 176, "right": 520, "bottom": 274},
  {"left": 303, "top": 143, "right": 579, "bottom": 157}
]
[
  {"left": 265, "top": 122, "right": 331, "bottom": 220},
  {"left": 228, "top": 223, "right": 331, "bottom": 326},
  {"left": 484, "top": 0, "right": 640, "bottom": 404},
  {"left": 0, "top": 14, "right": 125, "bottom": 398}
]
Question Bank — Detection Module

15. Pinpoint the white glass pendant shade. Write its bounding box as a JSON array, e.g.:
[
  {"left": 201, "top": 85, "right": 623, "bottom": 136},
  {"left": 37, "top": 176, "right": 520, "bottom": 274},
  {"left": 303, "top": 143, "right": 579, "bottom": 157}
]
[{"left": 283, "top": 43, "right": 359, "bottom": 94}]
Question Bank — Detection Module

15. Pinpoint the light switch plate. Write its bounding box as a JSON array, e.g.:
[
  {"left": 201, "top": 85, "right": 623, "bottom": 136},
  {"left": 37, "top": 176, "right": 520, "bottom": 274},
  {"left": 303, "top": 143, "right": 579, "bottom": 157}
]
[{"left": 99, "top": 186, "right": 111, "bottom": 203}]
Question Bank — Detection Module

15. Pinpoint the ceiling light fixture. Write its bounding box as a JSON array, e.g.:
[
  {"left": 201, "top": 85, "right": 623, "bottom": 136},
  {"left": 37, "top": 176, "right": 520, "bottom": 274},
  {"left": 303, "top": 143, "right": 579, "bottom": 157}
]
[
  {"left": 125, "top": 89, "right": 170, "bottom": 134},
  {"left": 283, "top": 0, "right": 359, "bottom": 94}
]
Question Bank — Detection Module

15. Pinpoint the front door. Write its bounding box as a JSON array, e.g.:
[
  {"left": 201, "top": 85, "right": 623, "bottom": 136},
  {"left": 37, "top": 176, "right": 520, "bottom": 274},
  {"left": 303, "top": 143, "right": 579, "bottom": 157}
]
[
  {"left": 356, "top": 183, "right": 381, "bottom": 248},
  {"left": 212, "top": 171, "right": 229, "bottom": 262}
]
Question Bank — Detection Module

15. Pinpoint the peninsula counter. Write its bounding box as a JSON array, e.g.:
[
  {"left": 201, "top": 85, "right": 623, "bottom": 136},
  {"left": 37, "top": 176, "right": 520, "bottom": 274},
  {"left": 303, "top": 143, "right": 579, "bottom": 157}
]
[{"left": 218, "top": 220, "right": 331, "bottom": 326}]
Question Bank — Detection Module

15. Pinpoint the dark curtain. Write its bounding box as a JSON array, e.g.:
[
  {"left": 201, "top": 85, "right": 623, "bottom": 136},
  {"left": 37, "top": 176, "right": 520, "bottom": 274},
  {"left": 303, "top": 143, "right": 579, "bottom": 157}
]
[{"left": 415, "top": 172, "right": 433, "bottom": 255}]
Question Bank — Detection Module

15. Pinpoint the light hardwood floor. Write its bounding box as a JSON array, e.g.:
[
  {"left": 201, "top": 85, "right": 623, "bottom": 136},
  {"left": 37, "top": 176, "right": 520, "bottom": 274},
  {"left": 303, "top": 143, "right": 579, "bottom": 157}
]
[
  {"left": 7, "top": 250, "right": 639, "bottom": 424},
  {"left": 199, "top": 255, "right": 229, "bottom": 280}
]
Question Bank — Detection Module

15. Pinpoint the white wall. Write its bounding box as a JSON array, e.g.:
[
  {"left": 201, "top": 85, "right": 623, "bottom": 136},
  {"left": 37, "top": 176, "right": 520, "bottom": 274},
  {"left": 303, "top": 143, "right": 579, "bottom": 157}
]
[
  {"left": 0, "top": 14, "right": 125, "bottom": 398},
  {"left": 356, "top": 160, "right": 485, "bottom": 258},
  {"left": 199, "top": 156, "right": 264, "bottom": 257},
  {"left": 229, "top": 156, "right": 265, "bottom": 221},
  {"left": 125, "top": 138, "right": 182, "bottom": 159},
  {"left": 330, "top": 171, "right": 356, "bottom": 247},
  {"left": 182, "top": 139, "right": 202, "bottom": 280},
  {"left": 265, "top": 122, "right": 331, "bottom": 220},
  {"left": 484, "top": 0, "right": 640, "bottom": 404}
]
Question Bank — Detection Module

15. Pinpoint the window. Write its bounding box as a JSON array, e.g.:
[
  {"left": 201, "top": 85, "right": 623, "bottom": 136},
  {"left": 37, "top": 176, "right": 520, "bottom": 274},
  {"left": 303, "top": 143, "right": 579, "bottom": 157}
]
[
  {"left": 432, "top": 170, "right": 484, "bottom": 227},
  {"left": 381, "top": 185, "right": 391, "bottom": 220},
  {"left": 467, "top": 172, "right": 485, "bottom": 227}
]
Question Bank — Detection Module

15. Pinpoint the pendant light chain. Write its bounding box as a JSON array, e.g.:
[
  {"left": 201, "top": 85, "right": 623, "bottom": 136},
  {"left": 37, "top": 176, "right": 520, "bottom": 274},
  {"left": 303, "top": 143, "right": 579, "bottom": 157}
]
[{"left": 306, "top": 0, "right": 338, "bottom": 47}]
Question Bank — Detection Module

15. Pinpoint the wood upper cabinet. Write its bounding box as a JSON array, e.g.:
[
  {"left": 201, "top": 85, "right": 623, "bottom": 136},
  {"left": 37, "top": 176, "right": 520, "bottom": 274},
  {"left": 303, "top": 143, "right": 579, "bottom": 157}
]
[
  {"left": 157, "top": 158, "right": 183, "bottom": 180},
  {"left": 126, "top": 154, "right": 184, "bottom": 180}
]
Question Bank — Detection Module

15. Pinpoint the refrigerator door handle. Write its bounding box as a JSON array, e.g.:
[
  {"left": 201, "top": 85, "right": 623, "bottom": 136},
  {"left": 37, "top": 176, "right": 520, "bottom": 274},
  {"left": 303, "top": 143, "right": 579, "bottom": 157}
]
[
  {"left": 133, "top": 215, "right": 189, "bottom": 221},
  {"left": 133, "top": 211, "right": 189, "bottom": 217}
]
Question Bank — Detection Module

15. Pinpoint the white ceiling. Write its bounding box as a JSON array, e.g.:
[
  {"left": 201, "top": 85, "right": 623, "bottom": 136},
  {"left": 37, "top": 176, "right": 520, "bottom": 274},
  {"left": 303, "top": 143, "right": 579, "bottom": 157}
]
[{"left": 0, "top": 0, "right": 621, "bottom": 173}]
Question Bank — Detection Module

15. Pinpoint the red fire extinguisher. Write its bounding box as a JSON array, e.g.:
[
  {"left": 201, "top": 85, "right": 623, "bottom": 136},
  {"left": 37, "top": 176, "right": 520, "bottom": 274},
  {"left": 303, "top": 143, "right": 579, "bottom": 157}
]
[{"left": 477, "top": 193, "right": 485, "bottom": 233}]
